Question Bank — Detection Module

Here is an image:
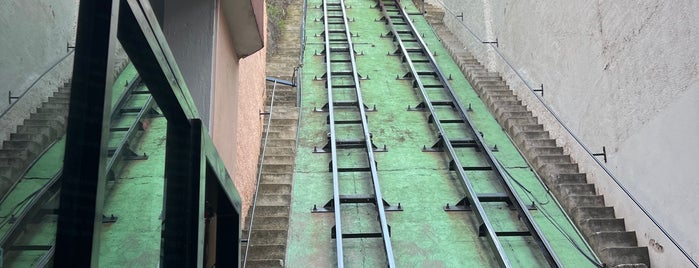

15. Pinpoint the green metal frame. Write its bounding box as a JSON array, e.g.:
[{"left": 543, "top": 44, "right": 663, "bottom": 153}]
[{"left": 55, "top": 0, "right": 243, "bottom": 267}]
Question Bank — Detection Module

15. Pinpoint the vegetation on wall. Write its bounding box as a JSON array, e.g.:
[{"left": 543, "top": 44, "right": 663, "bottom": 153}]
[{"left": 266, "top": 0, "right": 288, "bottom": 57}]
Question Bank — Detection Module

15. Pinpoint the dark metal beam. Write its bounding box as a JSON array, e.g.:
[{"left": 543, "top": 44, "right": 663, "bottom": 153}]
[
  {"left": 54, "top": 0, "right": 120, "bottom": 266},
  {"left": 117, "top": 0, "right": 199, "bottom": 123}
]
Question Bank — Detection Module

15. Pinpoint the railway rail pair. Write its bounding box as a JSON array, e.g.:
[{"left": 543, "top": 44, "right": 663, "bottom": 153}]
[{"left": 311, "top": 0, "right": 562, "bottom": 266}]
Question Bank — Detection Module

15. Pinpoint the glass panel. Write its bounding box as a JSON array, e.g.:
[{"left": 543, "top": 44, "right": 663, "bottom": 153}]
[
  {"left": 96, "top": 52, "right": 166, "bottom": 266},
  {"left": 0, "top": 0, "right": 79, "bottom": 266}
]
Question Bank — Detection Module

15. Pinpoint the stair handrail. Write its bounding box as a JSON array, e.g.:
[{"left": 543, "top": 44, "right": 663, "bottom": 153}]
[
  {"left": 243, "top": 78, "right": 278, "bottom": 267},
  {"left": 429, "top": 0, "right": 698, "bottom": 266},
  {"left": 0, "top": 49, "right": 75, "bottom": 119}
]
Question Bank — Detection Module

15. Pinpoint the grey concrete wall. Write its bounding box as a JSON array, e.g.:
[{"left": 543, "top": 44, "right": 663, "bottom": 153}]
[
  {"left": 0, "top": 0, "right": 79, "bottom": 141},
  {"left": 435, "top": 0, "right": 699, "bottom": 266},
  {"left": 162, "top": 0, "right": 216, "bottom": 128}
]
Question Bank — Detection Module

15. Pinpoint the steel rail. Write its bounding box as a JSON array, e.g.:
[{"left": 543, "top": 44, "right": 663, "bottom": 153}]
[
  {"left": 0, "top": 75, "right": 153, "bottom": 265},
  {"left": 322, "top": 0, "right": 345, "bottom": 264},
  {"left": 377, "top": 0, "right": 561, "bottom": 266},
  {"left": 322, "top": 0, "right": 396, "bottom": 266}
]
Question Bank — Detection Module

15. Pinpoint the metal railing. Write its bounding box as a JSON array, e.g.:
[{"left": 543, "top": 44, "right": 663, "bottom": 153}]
[
  {"left": 429, "top": 0, "right": 698, "bottom": 266},
  {"left": 0, "top": 50, "right": 75, "bottom": 119}
]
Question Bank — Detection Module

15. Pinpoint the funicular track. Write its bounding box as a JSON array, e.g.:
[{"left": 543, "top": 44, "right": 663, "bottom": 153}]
[
  {"left": 310, "top": 0, "right": 400, "bottom": 266},
  {"left": 376, "top": 0, "right": 561, "bottom": 266},
  {"left": 0, "top": 75, "right": 156, "bottom": 266}
]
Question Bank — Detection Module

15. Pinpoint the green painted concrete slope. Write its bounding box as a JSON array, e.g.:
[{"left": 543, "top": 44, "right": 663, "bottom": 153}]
[{"left": 287, "top": 0, "right": 596, "bottom": 267}]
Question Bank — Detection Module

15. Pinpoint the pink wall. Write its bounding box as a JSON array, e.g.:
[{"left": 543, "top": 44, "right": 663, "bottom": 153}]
[{"left": 212, "top": 0, "right": 266, "bottom": 219}]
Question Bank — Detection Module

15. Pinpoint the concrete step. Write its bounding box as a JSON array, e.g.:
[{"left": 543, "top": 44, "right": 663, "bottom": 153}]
[
  {"left": 246, "top": 216, "right": 289, "bottom": 230},
  {"left": 16, "top": 125, "right": 60, "bottom": 140},
  {"left": 486, "top": 95, "right": 520, "bottom": 108},
  {"left": 251, "top": 206, "right": 290, "bottom": 217},
  {"left": 515, "top": 131, "right": 551, "bottom": 144},
  {"left": 53, "top": 91, "right": 71, "bottom": 98},
  {"left": 261, "top": 163, "right": 294, "bottom": 173},
  {"left": 262, "top": 155, "right": 293, "bottom": 164},
  {"left": 521, "top": 139, "right": 557, "bottom": 153},
  {"left": 0, "top": 175, "right": 14, "bottom": 195},
  {"left": 0, "top": 149, "right": 33, "bottom": 161},
  {"left": 557, "top": 183, "right": 596, "bottom": 196},
  {"left": 244, "top": 259, "right": 284, "bottom": 268},
  {"left": 590, "top": 231, "right": 639, "bottom": 249},
  {"left": 258, "top": 184, "right": 292, "bottom": 195},
  {"left": 36, "top": 107, "right": 68, "bottom": 115},
  {"left": 599, "top": 247, "right": 650, "bottom": 267},
  {"left": 263, "top": 147, "right": 296, "bottom": 156},
  {"left": 527, "top": 146, "right": 563, "bottom": 157},
  {"left": 256, "top": 194, "right": 291, "bottom": 206},
  {"left": 260, "top": 174, "right": 293, "bottom": 184},
  {"left": 495, "top": 105, "right": 529, "bottom": 121},
  {"left": 0, "top": 163, "right": 22, "bottom": 181},
  {"left": 498, "top": 111, "right": 533, "bottom": 124},
  {"left": 539, "top": 163, "right": 579, "bottom": 179},
  {"left": 262, "top": 130, "right": 297, "bottom": 139},
  {"left": 533, "top": 154, "right": 572, "bottom": 169},
  {"left": 579, "top": 218, "right": 626, "bottom": 234},
  {"left": 30, "top": 112, "right": 66, "bottom": 123},
  {"left": 552, "top": 173, "right": 588, "bottom": 184},
  {"left": 461, "top": 64, "right": 486, "bottom": 74},
  {"left": 475, "top": 80, "right": 507, "bottom": 89},
  {"left": 48, "top": 96, "right": 70, "bottom": 104},
  {"left": 246, "top": 229, "right": 288, "bottom": 245},
  {"left": 3, "top": 140, "right": 42, "bottom": 153},
  {"left": 564, "top": 195, "right": 605, "bottom": 208},
  {"left": 40, "top": 102, "right": 69, "bottom": 110},
  {"left": 266, "top": 118, "right": 298, "bottom": 126},
  {"left": 264, "top": 124, "right": 296, "bottom": 133},
  {"left": 265, "top": 139, "right": 296, "bottom": 148},
  {"left": 0, "top": 156, "right": 28, "bottom": 167},
  {"left": 572, "top": 206, "right": 616, "bottom": 221},
  {"left": 245, "top": 244, "right": 286, "bottom": 260},
  {"left": 479, "top": 85, "right": 510, "bottom": 95},
  {"left": 10, "top": 132, "right": 50, "bottom": 146}
]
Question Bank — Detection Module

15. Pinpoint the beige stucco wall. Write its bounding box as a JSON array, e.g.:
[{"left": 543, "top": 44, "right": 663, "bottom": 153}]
[
  {"left": 436, "top": 0, "right": 699, "bottom": 266},
  {"left": 212, "top": 1, "right": 266, "bottom": 219}
]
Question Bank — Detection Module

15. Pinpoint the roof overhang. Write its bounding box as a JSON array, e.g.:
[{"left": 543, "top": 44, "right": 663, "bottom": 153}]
[{"left": 221, "top": 0, "right": 264, "bottom": 58}]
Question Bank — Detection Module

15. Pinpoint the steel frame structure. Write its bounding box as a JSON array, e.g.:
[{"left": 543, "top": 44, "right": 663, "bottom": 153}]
[
  {"left": 51, "top": 0, "right": 243, "bottom": 267},
  {"left": 376, "top": 0, "right": 562, "bottom": 267},
  {"left": 313, "top": 0, "right": 397, "bottom": 266}
]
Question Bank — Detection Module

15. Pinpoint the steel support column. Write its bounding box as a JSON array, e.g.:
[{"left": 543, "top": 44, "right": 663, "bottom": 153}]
[
  {"left": 54, "top": 0, "right": 120, "bottom": 266},
  {"left": 160, "top": 119, "right": 206, "bottom": 267}
]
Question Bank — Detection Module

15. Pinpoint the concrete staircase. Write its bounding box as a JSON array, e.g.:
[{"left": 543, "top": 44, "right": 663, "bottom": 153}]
[
  {"left": 0, "top": 83, "right": 70, "bottom": 199},
  {"left": 424, "top": 5, "right": 650, "bottom": 268},
  {"left": 242, "top": 0, "right": 301, "bottom": 266}
]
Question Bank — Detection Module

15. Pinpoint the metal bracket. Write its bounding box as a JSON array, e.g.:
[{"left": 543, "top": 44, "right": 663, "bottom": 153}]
[
  {"left": 593, "top": 146, "right": 608, "bottom": 163},
  {"left": 102, "top": 214, "right": 118, "bottom": 223},
  {"left": 313, "top": 139, "right": 387, "bottom": 153},
  {"left": 8, "top": 91, "right": 19, "bottom": 104},
  {"left": 311, "top": 194, "right": 403, "bottom": 213},
  {"left": 533, "top": 84, "right": 544, "bottom": 96},
  {"left": 482, "top": 38, "right": 499, "bottom": 47}
]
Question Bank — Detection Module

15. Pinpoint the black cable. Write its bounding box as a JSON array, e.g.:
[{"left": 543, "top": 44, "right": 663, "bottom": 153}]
[{"left": 497, "top": 159, "right": 604, "bottom": 267}]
